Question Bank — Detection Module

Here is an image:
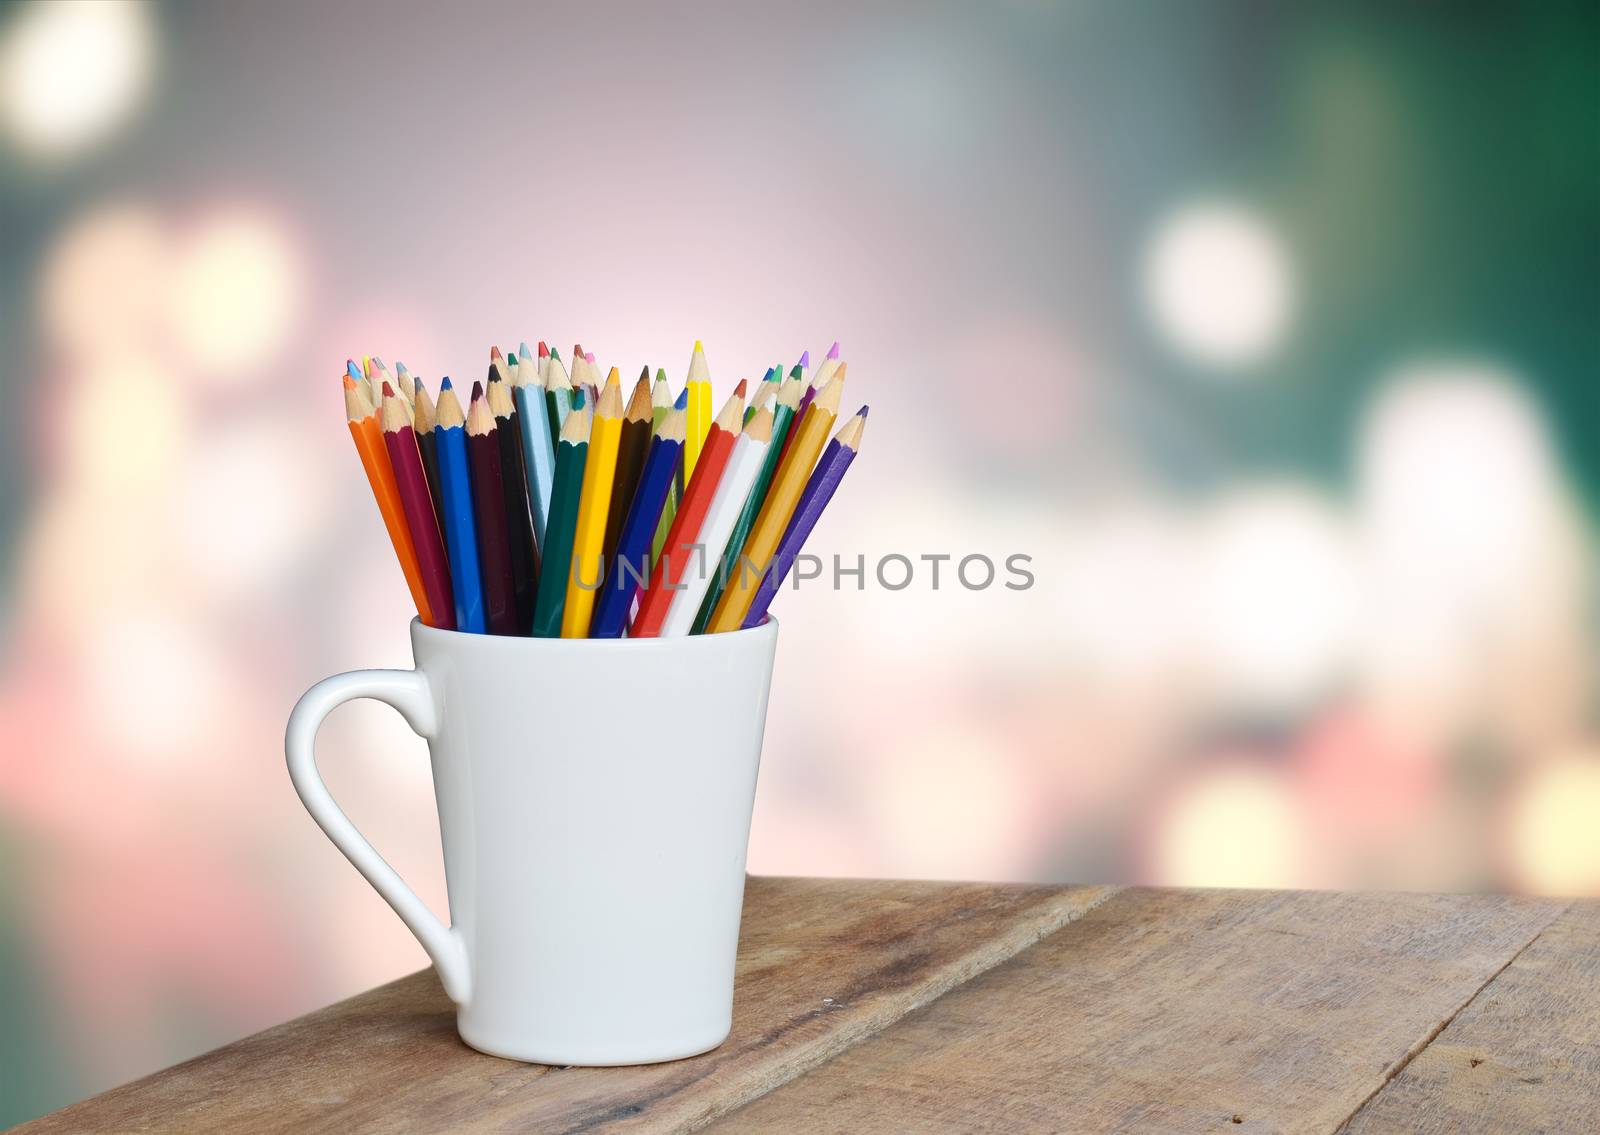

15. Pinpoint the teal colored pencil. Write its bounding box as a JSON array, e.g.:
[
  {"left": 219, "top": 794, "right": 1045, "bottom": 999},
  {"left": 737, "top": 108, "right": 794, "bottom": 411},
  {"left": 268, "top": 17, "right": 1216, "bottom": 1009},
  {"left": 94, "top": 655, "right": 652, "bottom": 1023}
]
[
  {"left": 545, "top": 349, "right": 574, "bottom": 450},
  {"left": 530, "top": 405, "right": 590, "bottom": 638}
]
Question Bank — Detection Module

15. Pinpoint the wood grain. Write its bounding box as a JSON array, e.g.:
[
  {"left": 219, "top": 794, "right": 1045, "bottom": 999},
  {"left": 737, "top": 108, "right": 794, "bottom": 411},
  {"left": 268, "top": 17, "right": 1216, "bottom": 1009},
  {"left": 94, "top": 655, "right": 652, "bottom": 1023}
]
[
  {"left": 16, "top": 877, "right": 1115, "bottom": 1134},
  {"left": 709, "top": 888, "right": 1568, "bottom": 1134},
  {"left": 1340, "top": 900, "right": 1596, "bottom": 1134}
]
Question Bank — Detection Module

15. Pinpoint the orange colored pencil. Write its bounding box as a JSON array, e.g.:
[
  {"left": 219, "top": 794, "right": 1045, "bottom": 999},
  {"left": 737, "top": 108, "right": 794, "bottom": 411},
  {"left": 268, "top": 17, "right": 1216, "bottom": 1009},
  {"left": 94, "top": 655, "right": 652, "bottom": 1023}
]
[{"left": 344, "top": 375, "right": 435, "bottom": 625}]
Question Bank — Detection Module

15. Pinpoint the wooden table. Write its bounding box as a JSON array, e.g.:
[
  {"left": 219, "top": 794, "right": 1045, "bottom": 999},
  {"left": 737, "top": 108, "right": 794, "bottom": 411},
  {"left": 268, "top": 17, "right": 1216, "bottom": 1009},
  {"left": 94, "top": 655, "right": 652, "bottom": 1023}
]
[{"left": 21, "top": 879, "right": 1597, "bottom": 1133}]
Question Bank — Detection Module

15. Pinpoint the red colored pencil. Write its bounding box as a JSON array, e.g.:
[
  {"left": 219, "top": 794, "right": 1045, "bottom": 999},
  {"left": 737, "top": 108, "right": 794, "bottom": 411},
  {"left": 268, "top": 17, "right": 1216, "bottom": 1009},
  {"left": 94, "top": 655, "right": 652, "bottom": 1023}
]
[
  {"left": 630, "top": 380, "right": 747, "bottom": 637},
  {"left": 380, "top": 384, "right": 454, "bottom": 629}
]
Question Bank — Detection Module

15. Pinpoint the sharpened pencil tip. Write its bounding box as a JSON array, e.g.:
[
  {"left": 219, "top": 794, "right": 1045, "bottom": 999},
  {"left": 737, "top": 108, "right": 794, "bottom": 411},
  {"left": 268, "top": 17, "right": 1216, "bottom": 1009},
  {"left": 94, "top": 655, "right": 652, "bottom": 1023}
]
[
  {"left": 858, "top": 405, "right": 870, "bottom": 417},
  {"left": 693, "top": 339, "right": 704, "bottom": 354},
  {"left": 798, "top": 350, "right": 810, "bottom": 368},
  {"left": 826, "top": 341, "right": 840, "bottom": 359},
  {"left": 519, "top": 341, "right": 531, "bottom": 358},
  {"left": 734, "top": 379, "right": 748, "bottom": 398},
  {"left": 674, "top": 388, "right": 688, "bottom": 410},
  {"left": 347, "top": 359, "right": 362, "bottom": 378},
  {"left": 538, "top": 341, "right": 549, "bottom": 356},
  {"left": 762, "top": 367, "right": 775, "bottom": 382},
  {"left": 605, "top": 366, "right": 620, "bottom": 385},
  {"left": 470, "top": 379, "right": 484, "bottom": 401},
  {"left": 381, "top": 381, "right": 395, "bottom": 398},
  {"left": 439, "top": 375, "right": 453, "bottom": 391},
  {"left": 639, "top": 365, "right": 651, "bottom": 382},
  {"left": 490, "top": 345, "right": 504, "bottom": 361}
]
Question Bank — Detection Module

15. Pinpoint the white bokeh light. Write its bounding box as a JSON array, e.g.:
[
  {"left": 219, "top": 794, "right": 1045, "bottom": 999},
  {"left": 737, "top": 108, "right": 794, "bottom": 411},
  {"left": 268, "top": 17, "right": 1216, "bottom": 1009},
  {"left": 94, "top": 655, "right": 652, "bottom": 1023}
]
[
  {"left": 1507, "top": 754, "right": 1600, "bottom": 896},
  {"left": 169, "top": 207, "right": 303, "bottom": 380},
  {"left": 176, "top": 416, "right": 328, "bottom": 601},
  {"left": 1358, "top": 361, "right": 1565, "bottom": 594},
  {"left": 0, "top": 1, "right": 154, "bottom": 156},
  {"left": 1152, "top": 766, "right": 1307, "bottom": 888},
  {"left": 1144, "top": 203, "right": 1295, "bottom": 370},
  {"left": 1198, "top": 484, "right": 1358, "bottom": 708}
]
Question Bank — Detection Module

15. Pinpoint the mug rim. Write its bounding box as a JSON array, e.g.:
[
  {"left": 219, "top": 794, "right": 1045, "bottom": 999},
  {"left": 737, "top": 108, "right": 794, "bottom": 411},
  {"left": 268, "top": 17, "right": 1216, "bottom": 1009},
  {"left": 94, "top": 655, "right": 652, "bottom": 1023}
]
[{"left": 410, "top": 615, "right": 777, "bottom": 649}]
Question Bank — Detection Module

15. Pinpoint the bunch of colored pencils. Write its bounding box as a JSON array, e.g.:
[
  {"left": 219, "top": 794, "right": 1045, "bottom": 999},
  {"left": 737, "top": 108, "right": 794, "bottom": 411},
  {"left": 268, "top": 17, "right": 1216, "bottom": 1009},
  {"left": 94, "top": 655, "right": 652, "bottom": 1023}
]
[{"left": 341, "top": 342, "right": 867, "bottom": 638}]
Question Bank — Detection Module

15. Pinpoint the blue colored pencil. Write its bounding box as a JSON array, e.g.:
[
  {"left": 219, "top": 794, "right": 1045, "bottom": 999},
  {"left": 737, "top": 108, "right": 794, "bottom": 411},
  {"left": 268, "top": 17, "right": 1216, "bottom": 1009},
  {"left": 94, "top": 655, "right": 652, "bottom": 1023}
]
[
  {"left": 590, "top": 409, "right": 685, "bottom": 637},
  {"left": 433, "top": 378, "right": 486, "bottom": 633}
]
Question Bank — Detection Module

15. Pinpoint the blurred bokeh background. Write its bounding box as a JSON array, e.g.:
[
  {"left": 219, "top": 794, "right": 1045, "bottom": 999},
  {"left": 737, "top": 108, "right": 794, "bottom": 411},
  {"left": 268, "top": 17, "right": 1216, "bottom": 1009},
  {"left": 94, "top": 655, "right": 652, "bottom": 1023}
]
[{"left": 1, "top": 0, "right": 1596, "bottom": 1124}]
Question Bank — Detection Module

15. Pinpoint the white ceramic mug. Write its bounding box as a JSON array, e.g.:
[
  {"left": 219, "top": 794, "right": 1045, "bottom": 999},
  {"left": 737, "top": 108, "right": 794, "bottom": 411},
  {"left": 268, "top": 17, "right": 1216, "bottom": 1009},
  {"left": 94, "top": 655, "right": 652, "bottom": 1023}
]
[{"left": 285, "top": 617, "right": 779, "bottom": 1065}]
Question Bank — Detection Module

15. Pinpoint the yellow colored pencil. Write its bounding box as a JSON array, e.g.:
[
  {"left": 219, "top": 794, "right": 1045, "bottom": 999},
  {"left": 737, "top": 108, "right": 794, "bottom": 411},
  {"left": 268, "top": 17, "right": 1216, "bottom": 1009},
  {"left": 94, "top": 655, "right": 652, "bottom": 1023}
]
[
  {"left": 684, "top": 339, "right": 713, "bottom": 484},
  {"left": 705, "top": 370, "right": 844, "bottom": 633},
  {"left": 561, "top": 367, "right": 625, "bottom": 636}
]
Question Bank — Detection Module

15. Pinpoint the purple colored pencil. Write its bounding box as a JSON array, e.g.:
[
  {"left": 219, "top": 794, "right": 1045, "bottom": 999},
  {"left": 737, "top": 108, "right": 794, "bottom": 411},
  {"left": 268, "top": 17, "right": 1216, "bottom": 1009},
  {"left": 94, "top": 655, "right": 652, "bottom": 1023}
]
[{"left": 741, "top": 406, "right": 868, "bottom": 628}]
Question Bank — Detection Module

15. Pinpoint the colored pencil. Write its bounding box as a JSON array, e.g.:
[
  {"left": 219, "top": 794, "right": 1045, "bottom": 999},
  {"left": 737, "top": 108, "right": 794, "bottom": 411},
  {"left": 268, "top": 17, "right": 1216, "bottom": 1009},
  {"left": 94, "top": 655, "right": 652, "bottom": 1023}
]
[
  {"left": 381, "top": 386, "right": 455, "bottom": 630},
  {"left": 466, "top": 383, "right": 519, "bottom": 636},
  {"left": 582, "top": 351, "right": 599, "bottom": 408},
  {"left": 561, "top": 369, "right": 624, "bottom": 637},
  {"left": 514, "top": 342, "right": 556, "bottom": 548},
  {"left": 777, "top": 347, "right": 842, "bottom": 479},
  {"left": 590, "top": 408, "right": 684, "bottom": 638},
  {"left": 742, "top": 407, "right": 867, "bottom": 628},
  {"left": 660, "top": 405, "right": 771, "bottom": 637},
  {"left": 653, "top": 386, "right": 690, "bottom": 568},
  {"left": 604, "top": 368, "right": 655, "bottom": 565},
  {"left": 530, "top": 406, "right": 590, "bottom": 637},
  {"left": 394, "top": 361, "right": 417, "bottom": 408},
  {"left": 545, "top": 350, "right": 574, "bottom": 448},
  {"left": 536, "top": 339, "right": 550, "bottom": 385},
  {"left": 692, "top": 372, "right": 804, "bottom": 634},
  {"left": 405, "top": 376, "right": 444, "bottom": 526},
  {"left": 683, "top": 340, "right": 713, "bottom": 484},
  {"left": 705, "top": 372, "right": 843, "bottom": 633},
  {"left": 814, "top": 341, "right": 841, "bottom": 389},
  {"left": 791, "top": 349, "right": 810, "bottom": 389},
  {"left": 650, "top": 369, "right": 671, "bottom": 432},
  {"left": 344, "top": 375, "right": 436, "bottom": 626},
  {"left": 487, "top": 370, "right": 538, "bottom": 629},
  {"left": 490, "top": 345, "right": 512, "bottom": 386},
  {"left": 744, "top": 370, "right": 777, "bottom": 425},
  {"left": 434, "top": 379, "right": 485, "bottom": 633},
  {"left": 631, "top": 381, "right": 746, "bottom": 638}
]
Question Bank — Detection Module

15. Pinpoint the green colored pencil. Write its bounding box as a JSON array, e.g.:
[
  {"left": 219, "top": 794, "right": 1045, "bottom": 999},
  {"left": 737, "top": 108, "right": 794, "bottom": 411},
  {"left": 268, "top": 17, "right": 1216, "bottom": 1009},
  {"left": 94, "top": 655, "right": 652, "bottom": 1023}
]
[
  {"left": 650, "top": 368, "right": 671, "bottom": 434},
  {"left": 691, "top": 374, "right": 804, "bottom": 633},
  {"left": 530, "top": 406, "right": 591, "bottom": 637},
  {"left": 545, "top": 349, "right": 574, "bottom": 451}
]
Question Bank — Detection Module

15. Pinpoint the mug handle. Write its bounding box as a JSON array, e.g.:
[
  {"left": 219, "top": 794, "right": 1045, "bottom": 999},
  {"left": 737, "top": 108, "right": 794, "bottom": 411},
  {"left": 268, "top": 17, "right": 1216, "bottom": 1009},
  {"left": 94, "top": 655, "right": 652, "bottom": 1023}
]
[{"left": 285, "top": 669, "right": 471, "bottom": 1004}]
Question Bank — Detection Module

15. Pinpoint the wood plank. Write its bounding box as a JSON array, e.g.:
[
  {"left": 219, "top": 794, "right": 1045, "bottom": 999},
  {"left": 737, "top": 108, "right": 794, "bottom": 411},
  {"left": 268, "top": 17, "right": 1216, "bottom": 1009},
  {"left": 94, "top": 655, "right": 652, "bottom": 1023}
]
[
  {"left": 1341, "top": 900, "right": 1597, "bottom": 1134},
  {"left": 17, "top": 877, "right": 1116, "bottom": 1134},
  {"left": 709, "top": 888, "right": 1567, "bottom": 1134}
]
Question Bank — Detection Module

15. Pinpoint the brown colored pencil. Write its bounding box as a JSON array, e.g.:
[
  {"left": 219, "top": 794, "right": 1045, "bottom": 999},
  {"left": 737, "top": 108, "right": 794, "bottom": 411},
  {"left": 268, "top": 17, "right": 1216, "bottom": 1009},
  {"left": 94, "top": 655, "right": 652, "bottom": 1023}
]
[
  {"left": 604, "top": 367, "right": 655, "bottom": 565},
  {"left": 411, "top": 376, "right": 445, "bottom": 527}
]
